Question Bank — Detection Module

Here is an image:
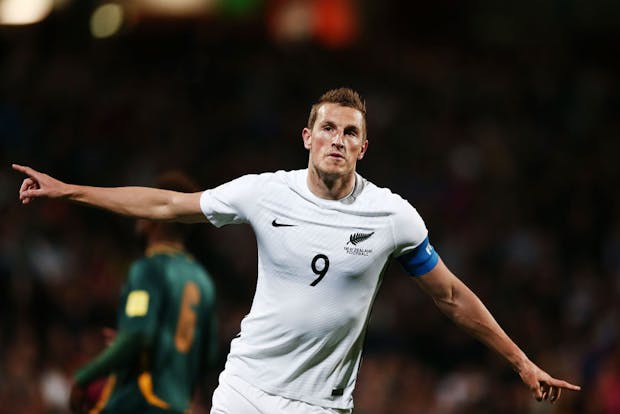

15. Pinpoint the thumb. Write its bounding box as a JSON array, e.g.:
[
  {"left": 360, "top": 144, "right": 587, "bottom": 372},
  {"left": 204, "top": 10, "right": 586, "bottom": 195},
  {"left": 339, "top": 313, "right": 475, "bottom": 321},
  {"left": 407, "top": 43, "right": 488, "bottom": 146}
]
[{"left": 532, "top": 383, "right": 543, "bottom": 401}]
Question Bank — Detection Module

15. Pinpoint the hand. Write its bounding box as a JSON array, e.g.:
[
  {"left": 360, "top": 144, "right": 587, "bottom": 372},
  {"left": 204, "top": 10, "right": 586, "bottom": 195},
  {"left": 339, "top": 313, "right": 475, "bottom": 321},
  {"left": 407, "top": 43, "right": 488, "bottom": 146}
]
[
  {"left": 12, "top": 164, "right": 68, "bottom": 204},
  {"left": 518, "top": 360, "right": 581, "bottom": 403},
  {"left": 69, "top": 382, "right": 88, "bottom": 414}
]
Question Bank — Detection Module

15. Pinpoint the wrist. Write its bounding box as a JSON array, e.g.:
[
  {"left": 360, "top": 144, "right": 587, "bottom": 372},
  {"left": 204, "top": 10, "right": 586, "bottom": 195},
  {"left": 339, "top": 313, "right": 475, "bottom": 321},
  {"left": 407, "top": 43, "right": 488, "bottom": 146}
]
[
  {"left": 510, "top": 352, "right": 532, "bottom": 374},
  {"left": 64, "top": 183, "right": 79, "bottom": 199}
]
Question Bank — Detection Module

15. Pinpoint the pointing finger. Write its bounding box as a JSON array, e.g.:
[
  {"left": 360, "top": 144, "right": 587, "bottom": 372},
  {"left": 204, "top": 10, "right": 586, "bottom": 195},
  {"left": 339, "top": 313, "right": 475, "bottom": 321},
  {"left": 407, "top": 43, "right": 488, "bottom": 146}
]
[
  {"left": 548, "top": 378, "right": 581, "bottom": 391},
  {"left": 12, "top": 164, "right": 39, "bottom": 178},
  {"left": 12, "top": 163, "right": 28, "bottom": 174}
]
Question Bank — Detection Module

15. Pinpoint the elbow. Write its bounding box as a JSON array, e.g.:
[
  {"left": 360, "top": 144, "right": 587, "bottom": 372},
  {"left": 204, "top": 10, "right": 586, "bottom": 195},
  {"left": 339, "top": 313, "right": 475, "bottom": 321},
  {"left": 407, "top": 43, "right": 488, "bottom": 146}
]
[
  {"left": 436, "top": 284, "right": 458, "bottom": 307},
  {"left": 433, "top": 284, "right": 461, "bottom": 317},
  {"left": 148, "top": 203, "right": 176, "bottom": 222}
]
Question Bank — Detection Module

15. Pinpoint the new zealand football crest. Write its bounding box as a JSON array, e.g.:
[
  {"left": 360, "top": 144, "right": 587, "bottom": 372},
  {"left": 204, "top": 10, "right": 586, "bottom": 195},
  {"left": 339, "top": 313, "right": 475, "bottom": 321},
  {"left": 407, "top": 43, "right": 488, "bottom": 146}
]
[
  {"left": 344, "top": 232, "right": 374, "bottom": 256},
  {"left": 347, "top": 232, "right": 374, "bottom": 245}
]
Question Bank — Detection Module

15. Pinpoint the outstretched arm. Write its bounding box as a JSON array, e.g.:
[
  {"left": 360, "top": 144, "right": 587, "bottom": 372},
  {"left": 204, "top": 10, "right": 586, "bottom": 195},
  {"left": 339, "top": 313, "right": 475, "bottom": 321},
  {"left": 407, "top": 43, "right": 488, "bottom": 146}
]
[
  {"left": 415, "top": 258, "right": 580, "bottom": 403},
  {"left": 13, "top": 164, "right": 206, "bottom": 223}
]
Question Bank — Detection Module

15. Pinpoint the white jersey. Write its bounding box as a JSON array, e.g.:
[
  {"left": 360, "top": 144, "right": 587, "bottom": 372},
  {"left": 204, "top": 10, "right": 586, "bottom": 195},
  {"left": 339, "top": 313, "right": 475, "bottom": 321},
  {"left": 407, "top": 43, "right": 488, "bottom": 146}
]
[{"left": 200, "top": 169, "right": 429, "bottom": 409}]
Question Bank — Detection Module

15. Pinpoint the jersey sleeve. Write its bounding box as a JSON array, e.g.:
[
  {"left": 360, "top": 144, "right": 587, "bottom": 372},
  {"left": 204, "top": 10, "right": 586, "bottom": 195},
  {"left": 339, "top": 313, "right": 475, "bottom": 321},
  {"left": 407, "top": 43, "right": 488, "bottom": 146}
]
[
  {"left": 199, "top": 174, "right": 265, "bottom": 227},
  {"left": 117, "top": 260, "right": 164, "bottom": 341},
  {"left": 390, "top": 197, "right": 429, "bottom": 256},
  {"left": 391, "top": 197, "right": 440, "bottom": 276}
]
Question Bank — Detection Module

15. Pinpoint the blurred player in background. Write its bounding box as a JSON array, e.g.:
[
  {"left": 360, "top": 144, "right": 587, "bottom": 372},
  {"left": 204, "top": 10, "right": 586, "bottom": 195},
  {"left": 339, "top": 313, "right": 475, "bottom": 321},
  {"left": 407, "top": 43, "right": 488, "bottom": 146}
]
[
  {"left": 67, "top": 171, "right": 217, "bottom": 414},
  {"left": 14, "top": 88, "right": 579, "bottom": 413}
]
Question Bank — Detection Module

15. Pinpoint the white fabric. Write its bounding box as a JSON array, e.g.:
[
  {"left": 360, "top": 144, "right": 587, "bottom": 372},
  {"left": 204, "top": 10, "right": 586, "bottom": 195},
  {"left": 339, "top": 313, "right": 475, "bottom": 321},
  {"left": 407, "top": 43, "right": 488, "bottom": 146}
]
[
  {"left": 200, "top": 169, "right": 428, "bottom": 409},
  {"left": 211, "top": 371, "right": 352, "bottom": 414}
]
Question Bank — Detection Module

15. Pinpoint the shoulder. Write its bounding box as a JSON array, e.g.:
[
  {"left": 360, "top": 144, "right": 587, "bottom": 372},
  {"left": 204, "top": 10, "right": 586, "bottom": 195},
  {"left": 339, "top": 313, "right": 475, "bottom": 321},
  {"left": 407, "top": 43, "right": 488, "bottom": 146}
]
[
  {"left": 235, "top": 169, "right": 294, "bottom": 183},
  {"left": 129, "top": 256, "right": 153, "bottom": 273},
  {"left": 358, "top": 176, "right": 416, "bottom": 213},
  {"left": 178, "top": 257, "right": 216, "bottom": 304},
  {"left": 359, "top": 176, "right": 428, "bottom": 241},
  {"left": 197, "top": 268, "right": 216, "bottom": 302},
  {"left": 187, "top": 256, "right": 215, "bottom": 284},
  {"left": 260, "top": 169, "right": 302, "bottom": 187},
  {"left": 127, "top": 256, "right": 164, "bottom": 284},
  {"left": 211, "top": 170, "right": 294, "bottom": 192}
]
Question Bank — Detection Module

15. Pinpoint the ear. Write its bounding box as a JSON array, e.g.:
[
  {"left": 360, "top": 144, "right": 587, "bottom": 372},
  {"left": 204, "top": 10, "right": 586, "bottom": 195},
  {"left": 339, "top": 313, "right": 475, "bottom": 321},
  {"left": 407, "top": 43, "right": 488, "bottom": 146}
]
[
  {"left": 357, "top": 139, "right": 369, "bottom": 160},
  {"left": 302, "top": 128, "right": 312, "bottom": 150}
]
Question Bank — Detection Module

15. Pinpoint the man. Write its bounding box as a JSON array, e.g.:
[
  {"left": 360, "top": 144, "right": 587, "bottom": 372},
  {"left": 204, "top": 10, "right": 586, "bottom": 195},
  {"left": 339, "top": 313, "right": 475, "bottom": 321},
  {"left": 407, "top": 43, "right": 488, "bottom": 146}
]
[
  {"left": 67, "top": 171, "right": 217, "bottom": 414},
  {"left": 14, "top": 88, "right": 579, "bottom": 413}
]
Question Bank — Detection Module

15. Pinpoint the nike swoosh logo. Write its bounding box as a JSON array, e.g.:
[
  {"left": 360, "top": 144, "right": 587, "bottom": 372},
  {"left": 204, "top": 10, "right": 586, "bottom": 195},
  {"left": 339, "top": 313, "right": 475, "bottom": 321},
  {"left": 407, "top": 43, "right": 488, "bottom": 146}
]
[{"left": 272, "top": 219, "right": 296, "bottom": 227}]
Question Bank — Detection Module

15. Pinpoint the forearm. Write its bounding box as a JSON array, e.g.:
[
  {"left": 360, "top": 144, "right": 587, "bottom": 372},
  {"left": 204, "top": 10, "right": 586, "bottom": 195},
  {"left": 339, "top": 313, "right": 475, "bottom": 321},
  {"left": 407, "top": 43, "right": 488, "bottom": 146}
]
[
  {"left": 66, "top": 184, "right": 182, "bottom": 220},
  {"left": 434, "top": 280, "right": 530, "bottom": 372}
]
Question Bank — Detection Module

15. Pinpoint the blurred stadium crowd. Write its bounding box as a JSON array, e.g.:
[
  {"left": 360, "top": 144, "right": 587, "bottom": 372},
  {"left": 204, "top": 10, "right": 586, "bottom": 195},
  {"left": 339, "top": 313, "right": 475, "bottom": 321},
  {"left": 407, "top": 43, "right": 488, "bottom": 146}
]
[{"left": 1, "top": 1, "right": 619, "bottom": 413}]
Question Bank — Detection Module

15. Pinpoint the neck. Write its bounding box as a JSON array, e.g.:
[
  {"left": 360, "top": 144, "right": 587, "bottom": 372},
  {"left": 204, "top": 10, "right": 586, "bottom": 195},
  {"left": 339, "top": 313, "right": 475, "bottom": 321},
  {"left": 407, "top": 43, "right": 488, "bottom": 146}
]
[
  {"left": 145, "top": 240, "right": 185, "bottom": 256},
  {"left": 306, "top": 165, "right": 356, "bottom": 200}
]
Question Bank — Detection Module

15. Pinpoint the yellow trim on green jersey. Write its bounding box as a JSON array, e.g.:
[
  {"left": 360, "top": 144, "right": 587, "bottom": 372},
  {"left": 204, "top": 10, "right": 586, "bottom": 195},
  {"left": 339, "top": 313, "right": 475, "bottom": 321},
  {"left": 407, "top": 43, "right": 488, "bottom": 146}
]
[
  {"left": 89, "top": 375, "right": 116, "bottom": 414},
  {"left": 138, "top": 372, "right": 170, "bottom": 409},
  {"left": 146, "top": 242, "right": 185, "bottom": 257}
]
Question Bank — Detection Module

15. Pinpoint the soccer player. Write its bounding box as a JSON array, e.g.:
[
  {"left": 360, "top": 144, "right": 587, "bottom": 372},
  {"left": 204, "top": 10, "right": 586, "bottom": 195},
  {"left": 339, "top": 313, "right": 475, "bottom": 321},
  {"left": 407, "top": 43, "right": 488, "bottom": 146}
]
[
  {"left": 67, "top": 171, "right": 217, "bottom": 414},
  {"left": 14, "top": 88, "right": 579, "bottom": 413}
]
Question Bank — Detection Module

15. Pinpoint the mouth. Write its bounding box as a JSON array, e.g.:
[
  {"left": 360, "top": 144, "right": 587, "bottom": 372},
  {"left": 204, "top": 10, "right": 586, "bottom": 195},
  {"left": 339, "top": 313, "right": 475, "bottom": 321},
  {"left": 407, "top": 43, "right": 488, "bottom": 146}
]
[{"left": 327, "top": 152, "right": 345, "bottom": 159}]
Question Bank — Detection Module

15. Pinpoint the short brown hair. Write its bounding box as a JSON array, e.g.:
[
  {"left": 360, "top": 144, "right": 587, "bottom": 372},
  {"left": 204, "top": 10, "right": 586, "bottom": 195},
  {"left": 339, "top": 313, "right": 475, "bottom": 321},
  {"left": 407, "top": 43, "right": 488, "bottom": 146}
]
[
  {"left": 307, "top": 88, "right": 367, "bottom": 137},
  {"left": 156, "top": 170, "right": 200, "bottom": 194}
]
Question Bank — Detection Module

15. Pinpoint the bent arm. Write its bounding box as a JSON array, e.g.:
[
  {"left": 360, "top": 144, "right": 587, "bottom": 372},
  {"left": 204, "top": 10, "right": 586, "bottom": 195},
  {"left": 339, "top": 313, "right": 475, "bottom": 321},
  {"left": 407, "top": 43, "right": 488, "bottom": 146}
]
[
  {"left": 13, "top": 164, "right": 206, "bottom": 223},
  {"left": 415, "top": 258, "right": 580, "bottom": 401}
]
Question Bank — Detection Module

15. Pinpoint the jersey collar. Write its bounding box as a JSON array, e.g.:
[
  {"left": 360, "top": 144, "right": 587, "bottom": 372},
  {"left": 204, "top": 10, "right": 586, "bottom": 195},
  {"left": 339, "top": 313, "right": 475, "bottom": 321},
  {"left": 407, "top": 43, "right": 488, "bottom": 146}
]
[{"left": 146, "top": 242, "right": 185, "bottom": 257}]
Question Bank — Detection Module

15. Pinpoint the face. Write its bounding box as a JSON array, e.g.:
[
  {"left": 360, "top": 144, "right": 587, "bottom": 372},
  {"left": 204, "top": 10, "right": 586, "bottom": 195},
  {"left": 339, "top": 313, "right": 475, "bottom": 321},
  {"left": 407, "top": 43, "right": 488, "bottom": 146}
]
[{"left": 303, "top": 103, "right": 368, "bottom": 179}]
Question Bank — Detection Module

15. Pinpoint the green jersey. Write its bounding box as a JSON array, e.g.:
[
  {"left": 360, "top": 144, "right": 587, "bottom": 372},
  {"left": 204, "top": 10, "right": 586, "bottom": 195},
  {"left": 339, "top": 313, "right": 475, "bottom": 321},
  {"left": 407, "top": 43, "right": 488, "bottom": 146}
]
[{"left": 93, "top": 247, "right": 216, "bottom": 414}]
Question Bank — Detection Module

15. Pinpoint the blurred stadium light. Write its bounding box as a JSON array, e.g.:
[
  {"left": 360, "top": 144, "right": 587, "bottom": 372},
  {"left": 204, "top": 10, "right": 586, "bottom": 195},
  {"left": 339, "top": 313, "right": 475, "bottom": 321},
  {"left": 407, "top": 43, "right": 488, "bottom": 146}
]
[
  {"left": 129, "top": 0, "right": 217, "bottom": 17},
  {"left": 313, "top": 0, "right": 358, "bottom": 48},
  {"left": 218, "top": 0, "right": 262, "bottom": 17},
  {"left": 0, "top": 0, "right": 53, "bottom": 25},
  {"left": 1, "top": 0, "right": 359, "bottom": 48},
  {"left": 267, "top": 0, "right": 358, "bottom": 47},
  {"left": 90, "top": 3, "right": 124, "bottom": 38},
  {"left": 267, "top": 0, "right": 313, "bottom": 43}
]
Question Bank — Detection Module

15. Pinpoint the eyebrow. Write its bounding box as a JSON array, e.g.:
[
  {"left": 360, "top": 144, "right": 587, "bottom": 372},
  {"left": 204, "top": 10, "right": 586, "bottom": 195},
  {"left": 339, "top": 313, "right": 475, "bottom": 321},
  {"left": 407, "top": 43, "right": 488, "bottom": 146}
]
[
  {"left": 320, "top": 120, "right": 361, "bottom": 134},
  {"left": 344, "top": 126, "right": 360, "bottom": 135}
]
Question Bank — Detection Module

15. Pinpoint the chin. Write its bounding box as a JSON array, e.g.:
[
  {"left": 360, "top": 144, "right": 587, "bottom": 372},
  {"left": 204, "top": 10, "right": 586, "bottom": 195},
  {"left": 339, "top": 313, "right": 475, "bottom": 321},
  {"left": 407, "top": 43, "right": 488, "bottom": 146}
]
[{"left": 318, "top": 165, "right": 349, "bottom": 178}]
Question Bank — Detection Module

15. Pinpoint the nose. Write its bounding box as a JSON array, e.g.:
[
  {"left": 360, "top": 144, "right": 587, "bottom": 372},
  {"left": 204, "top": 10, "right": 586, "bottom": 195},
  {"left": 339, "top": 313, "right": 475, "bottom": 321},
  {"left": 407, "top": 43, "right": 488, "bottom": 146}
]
[{"left": 331, "top": 130, "right": 344, "bottom": 147}]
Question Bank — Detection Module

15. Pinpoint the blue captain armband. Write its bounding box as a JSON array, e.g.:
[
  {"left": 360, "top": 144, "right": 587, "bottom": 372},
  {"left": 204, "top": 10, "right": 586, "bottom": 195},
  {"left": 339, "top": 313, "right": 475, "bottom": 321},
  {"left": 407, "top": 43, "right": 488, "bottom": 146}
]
[{"left": 396, "top": 236, "right": 439, "bottom": 277}]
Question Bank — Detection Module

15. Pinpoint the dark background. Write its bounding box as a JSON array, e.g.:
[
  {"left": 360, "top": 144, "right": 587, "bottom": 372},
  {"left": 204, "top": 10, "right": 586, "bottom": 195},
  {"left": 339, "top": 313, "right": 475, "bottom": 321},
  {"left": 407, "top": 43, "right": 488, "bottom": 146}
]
[{"left": 1, "top": 0, "right": 619, "bottom": 412}]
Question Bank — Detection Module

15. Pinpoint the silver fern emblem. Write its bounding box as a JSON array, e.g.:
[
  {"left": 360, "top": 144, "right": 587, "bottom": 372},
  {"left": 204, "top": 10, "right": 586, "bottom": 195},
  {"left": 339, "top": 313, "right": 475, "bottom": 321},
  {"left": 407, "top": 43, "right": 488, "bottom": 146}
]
[{"left": 347, "top": 232, "right": 375, "bottom": 245}]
